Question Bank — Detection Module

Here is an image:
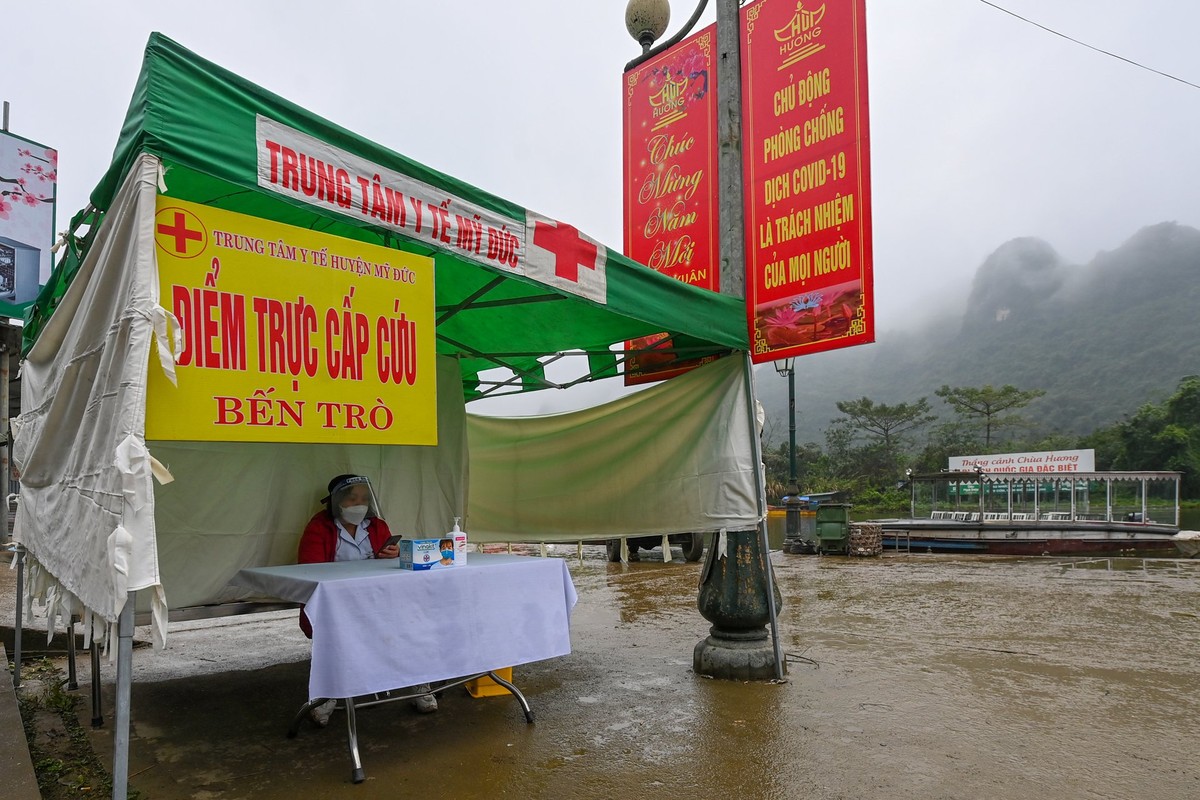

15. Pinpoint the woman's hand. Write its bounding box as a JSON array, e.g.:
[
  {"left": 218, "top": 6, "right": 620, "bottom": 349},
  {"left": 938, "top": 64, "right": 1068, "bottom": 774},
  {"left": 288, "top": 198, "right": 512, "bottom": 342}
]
[{"left": 377, "top": 544, "right": 400, "bottom": 559}]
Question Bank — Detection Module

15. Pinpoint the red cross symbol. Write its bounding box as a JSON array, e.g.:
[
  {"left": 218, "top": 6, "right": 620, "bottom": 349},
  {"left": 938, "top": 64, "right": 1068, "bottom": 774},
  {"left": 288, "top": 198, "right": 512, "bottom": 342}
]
[
  {"left": 533, "top": 220, "right": 598, "bottom": 282},
  {"left": 156, "top": 210, "right": 204, "bottom": 255}
]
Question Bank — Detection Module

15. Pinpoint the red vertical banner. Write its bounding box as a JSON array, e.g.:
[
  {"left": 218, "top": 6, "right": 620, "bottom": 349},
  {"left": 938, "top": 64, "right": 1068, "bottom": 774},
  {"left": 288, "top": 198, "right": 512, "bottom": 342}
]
[
  {"left": 622, "top": 25, "right": 721, "bottom": 385},
  {"left": 742, "top": 0, "right": 874, "bottom": 363}
]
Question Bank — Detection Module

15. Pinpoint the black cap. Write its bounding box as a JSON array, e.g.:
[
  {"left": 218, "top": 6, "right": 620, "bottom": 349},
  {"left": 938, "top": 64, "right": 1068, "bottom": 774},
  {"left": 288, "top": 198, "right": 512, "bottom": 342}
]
[{"left": 322, "top": 474, "right": 366, "bottom": 503}]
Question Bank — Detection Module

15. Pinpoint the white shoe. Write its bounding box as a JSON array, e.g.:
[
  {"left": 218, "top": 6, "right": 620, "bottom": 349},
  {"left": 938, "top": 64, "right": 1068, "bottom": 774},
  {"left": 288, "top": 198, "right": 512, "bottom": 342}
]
[
  {"left": 310, "top": 698, "right": 337, "bottom": 727},
  {"left": 410, "top": 684, "right": 438, "bottom": 713}
]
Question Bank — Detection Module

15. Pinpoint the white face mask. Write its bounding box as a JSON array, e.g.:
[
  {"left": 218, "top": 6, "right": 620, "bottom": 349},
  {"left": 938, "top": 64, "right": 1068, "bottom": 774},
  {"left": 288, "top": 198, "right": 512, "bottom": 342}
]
[{"left": 340, "top": 505, "right": 369, "bottom": 526}]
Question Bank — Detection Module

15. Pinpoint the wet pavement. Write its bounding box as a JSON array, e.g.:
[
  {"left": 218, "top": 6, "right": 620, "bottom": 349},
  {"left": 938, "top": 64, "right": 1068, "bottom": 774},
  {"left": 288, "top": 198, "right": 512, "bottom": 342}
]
[{"left": 6, "top": 545, "right": 1200, "bottom": 799}]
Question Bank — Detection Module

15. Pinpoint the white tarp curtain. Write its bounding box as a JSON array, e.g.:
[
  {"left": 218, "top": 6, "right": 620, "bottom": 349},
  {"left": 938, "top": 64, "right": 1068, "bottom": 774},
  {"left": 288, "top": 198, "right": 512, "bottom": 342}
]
[
  {"left": 12, "top": 154, "right": 469, "bottom": 646},
  {"left": 12, "top": 155, "right": 167, "bottom": 644},
  {"left": 465, "top": 356, "right": 761, "bottom": 542}
]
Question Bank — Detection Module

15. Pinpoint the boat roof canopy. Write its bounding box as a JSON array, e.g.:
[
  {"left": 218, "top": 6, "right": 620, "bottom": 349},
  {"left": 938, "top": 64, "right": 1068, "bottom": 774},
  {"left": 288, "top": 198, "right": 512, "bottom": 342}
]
[{"left": 909, "top": 471, "right": 1182, "bottom": 483}]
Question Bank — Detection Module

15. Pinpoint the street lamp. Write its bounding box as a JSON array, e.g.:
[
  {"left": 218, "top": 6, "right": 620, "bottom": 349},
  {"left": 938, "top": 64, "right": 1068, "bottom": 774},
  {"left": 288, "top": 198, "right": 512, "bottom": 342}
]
[
  {"left": 624, "top": 1, "right": 712, "bottom": 68},
  {"left": 772, "top": 357, "right": 798, "bottom": 496},
  {"left": 773, "top": 357, "right": 803, "bottom": 553},
  {"left": 624, "top": 0, "right": 671, "bottom": 54}
]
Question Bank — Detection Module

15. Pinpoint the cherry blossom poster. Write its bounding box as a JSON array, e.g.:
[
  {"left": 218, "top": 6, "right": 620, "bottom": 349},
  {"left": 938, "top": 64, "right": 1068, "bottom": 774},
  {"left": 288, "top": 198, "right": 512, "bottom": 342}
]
[{"left": 0, "top": 130, "right": 57, "bottom": 307}]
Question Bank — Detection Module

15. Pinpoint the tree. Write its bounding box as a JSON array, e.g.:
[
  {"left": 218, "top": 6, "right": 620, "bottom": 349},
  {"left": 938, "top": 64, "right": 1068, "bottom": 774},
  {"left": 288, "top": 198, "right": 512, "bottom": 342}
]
[
  {"left": 1166, "top": 375, "right": 1200, "bottom": 421},
  {"left": 833, "top": 396, "right": 936, "bottom": 452},
  {"left": 934, "top": 384, "right": 1045, "bottom": 447},
  {"left": 762, "top": 440, "right": 830, "bottom": 501},
  {"left": 830, "top": 397, "right": 935, "bottom": 487},
  {"left": 911, "top": 420, "right": 978, "bottom": 473},
  {"left": 1084, "top": 376, "right": 1200, "bottom": 496}
]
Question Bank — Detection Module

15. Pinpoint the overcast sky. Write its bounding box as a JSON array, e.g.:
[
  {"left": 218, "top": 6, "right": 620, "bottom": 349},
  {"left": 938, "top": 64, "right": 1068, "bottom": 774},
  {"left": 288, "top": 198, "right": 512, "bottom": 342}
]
[{"left": 6, "top": 0, "right": 1198, "bottom": 410}]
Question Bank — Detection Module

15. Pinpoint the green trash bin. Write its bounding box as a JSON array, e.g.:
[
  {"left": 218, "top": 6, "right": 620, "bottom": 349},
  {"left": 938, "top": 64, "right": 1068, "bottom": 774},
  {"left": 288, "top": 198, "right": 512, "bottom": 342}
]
[
  {"left": 798, "top": 503, "right": 818, "bottom": 553},
  {"left": 815, "top": 503, "right": 851, "bottom": 554}
]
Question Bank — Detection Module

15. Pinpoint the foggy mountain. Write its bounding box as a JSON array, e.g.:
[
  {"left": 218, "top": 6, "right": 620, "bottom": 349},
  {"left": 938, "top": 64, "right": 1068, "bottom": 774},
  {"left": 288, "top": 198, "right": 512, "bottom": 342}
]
[{"left": 757, "top": 222, "right": 1200, "bottom": 447}]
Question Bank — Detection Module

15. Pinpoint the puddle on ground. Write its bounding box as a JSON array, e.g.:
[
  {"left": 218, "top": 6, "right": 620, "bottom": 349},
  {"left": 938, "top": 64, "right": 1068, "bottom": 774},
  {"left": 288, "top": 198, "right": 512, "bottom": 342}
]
[{"left": 77, "top": 547, "right": 1200, "bottom": 799}]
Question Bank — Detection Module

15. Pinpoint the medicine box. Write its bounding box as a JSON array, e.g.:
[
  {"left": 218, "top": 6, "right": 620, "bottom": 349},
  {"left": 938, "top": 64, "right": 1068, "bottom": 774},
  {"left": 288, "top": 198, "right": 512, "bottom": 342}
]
[{"left": 398, "top": 538, "right": 458, "bottom": 570}]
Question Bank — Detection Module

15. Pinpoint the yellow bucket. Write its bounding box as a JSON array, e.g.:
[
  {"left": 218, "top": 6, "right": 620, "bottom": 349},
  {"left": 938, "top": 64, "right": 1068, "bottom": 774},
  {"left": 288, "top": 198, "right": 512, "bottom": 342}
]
[{"left": 466, "top": 667, "right": 513, "bottom": 698}]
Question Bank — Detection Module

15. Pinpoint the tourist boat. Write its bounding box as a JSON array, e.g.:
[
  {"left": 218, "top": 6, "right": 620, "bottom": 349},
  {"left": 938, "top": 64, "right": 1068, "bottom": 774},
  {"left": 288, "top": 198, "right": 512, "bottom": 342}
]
[{"left": 873, "top": 469, "right": 1183, "bottom": 557}]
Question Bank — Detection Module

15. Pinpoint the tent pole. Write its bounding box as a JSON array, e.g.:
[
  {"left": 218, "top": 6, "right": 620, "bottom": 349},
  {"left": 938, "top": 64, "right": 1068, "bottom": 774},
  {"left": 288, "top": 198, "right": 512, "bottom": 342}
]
[
  {"left": 2, "top": 340, "right": 10, "bottom": 506},
  {"left": 91, "top": 641, "right": 104, "bottom": 728},
  {"left": 111, "top": 590, "right": 135, "bottom": 800},
  {"left": 741, "top": 352, "right": 785, "bottom": 681},
  {"left": 1, "top": 343, "right": 16, "bottom": 689},
  {"left": 11, "top": 543, "right": 24, "bottom": 688}
]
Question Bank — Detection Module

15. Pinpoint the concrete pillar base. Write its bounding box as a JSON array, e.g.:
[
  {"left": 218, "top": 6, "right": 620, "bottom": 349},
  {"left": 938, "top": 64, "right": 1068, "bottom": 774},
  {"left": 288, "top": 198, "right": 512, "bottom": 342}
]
[{"left": 693, "top": 632, "right": 784, "bottom": 681}]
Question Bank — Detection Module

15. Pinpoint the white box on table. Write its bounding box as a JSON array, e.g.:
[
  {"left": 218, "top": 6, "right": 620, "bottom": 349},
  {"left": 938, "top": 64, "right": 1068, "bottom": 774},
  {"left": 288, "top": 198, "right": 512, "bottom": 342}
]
[{"left": 398, "top": 537, "right": 459, "bottom": 569}]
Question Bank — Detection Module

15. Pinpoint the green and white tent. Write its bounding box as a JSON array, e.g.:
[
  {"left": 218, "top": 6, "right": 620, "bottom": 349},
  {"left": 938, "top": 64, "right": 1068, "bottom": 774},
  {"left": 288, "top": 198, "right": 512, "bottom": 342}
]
[
  {"left": 10, "top": 34, "right": 773, "bottom": 797},
  {"left": 26, "top": 34, "right": 747, "bottom": 387},
  {"left": 14, "top": 32, "right": 760, "bottom": 640}
]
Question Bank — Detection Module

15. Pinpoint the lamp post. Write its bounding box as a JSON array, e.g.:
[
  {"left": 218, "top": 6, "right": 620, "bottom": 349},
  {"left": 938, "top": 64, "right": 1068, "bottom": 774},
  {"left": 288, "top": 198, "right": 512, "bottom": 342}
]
[
  {"left": 624, "top": 0, "right": 783, "bottom": 682},
  {"left": 773, "top": 357, "right": 803, "bottom": 553},
  {"left": 773, "top": 357, "right": 798, "bottom": 496}
]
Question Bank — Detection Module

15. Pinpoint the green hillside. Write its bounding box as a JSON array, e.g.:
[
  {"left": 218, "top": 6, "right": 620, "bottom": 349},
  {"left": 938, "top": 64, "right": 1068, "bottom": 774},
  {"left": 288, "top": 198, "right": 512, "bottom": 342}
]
[{"left": 758, "top": 222, "right": 1200, "bottom": 447}]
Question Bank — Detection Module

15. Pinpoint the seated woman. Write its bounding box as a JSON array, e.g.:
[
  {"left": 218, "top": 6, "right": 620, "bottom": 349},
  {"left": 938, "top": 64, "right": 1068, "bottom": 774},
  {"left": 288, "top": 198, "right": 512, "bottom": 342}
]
[
  {"left": 298, "top": 474, "right": 438, "bottom": 724},
  {"left": 298, "top": 474, "right": 398, "bottom": 564}
]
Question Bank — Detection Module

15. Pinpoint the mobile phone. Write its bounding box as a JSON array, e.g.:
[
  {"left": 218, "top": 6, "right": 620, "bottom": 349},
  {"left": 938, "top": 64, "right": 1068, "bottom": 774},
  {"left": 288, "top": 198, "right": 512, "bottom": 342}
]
[{"left": 383, "top": 535, "right": 403, "bottom": 547}]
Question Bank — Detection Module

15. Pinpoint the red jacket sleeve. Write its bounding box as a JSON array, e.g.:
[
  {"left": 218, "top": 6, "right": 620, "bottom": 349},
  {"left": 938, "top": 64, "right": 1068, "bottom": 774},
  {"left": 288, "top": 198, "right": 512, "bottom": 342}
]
[{"left": 297, "top": 513, "right": 333, "bottom": 564}]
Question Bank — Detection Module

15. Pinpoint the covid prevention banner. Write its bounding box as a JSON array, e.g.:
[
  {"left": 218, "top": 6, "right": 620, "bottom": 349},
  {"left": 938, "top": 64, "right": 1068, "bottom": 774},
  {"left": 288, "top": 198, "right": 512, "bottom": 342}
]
[
  {"left": 146, "top": 196, "right": 437, "bottom": 444},
  {"left": 742, "top": 0, "right": 874, "bottom": 362}
]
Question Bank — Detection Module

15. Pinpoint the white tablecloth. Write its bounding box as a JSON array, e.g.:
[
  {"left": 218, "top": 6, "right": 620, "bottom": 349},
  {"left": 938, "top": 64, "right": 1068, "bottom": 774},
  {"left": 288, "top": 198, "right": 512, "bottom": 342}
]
[{"left": 231, "top": 554, "right": 576, "bottom": 701}]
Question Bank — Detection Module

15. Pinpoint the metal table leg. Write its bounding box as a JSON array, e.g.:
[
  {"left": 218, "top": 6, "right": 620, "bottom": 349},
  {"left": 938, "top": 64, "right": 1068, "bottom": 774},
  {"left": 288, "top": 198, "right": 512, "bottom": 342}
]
[
  {"left": 345, "top": 696, "right": 364, "bottom": 784},
  {"left": 286, "top": 698, "right": 325, "bottom": 739},
  {"left": 285, "top": 674, "right": 536, "bottom": 784},
  {"left": 486, "top": 670, "right": 534, "bottom": 722}
]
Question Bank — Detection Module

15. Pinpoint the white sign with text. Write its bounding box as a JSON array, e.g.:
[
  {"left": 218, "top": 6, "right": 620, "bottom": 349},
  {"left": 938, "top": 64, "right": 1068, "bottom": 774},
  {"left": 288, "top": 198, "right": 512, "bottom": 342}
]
[{"left": 949, "top": 449, "right": 1095, "bottom": 474}]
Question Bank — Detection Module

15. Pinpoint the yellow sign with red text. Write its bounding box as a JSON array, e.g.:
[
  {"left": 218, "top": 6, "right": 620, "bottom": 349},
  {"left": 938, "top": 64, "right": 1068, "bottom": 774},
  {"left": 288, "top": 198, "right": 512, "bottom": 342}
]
[{"left": 146, "top": 197, "right": 436, "bottom": 444}]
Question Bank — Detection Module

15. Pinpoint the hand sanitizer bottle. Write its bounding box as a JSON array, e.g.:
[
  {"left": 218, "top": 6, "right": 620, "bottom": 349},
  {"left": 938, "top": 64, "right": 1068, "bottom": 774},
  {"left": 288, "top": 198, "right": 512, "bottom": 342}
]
[{"left": 451, "top": 517, "right": 467, "bottom": 565}]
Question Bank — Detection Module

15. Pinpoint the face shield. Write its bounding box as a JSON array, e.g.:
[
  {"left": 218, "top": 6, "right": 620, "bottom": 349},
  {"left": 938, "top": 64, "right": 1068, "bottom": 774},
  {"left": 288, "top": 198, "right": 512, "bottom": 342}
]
[{"left": 325, "top": 475, "right": 383, "bottom": 522}]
